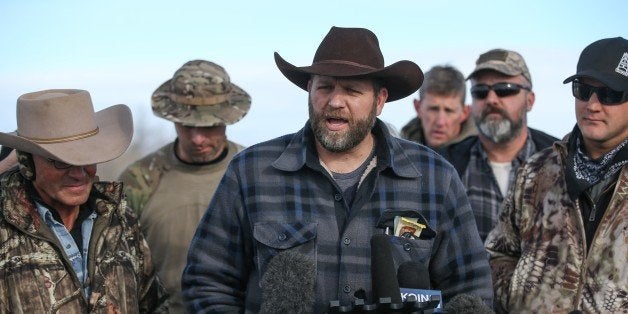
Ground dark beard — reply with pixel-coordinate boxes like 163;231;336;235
308;98;377;152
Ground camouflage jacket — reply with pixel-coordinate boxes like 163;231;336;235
0;170;168;313
485;136;627;313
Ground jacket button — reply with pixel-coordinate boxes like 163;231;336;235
278;233;287;241
403;243;412;252
343;237;351;245
334;193;343;201
343;284;351;293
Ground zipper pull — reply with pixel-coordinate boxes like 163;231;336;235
588;204;597;222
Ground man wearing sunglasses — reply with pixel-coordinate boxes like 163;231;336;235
439;49;557;242
485;37;628;313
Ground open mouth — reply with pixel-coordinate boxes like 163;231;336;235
325;117;348;131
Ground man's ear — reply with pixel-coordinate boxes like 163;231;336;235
375;87;388;116
461;104;471;122
413;99;421;116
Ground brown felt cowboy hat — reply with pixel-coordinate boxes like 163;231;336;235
274;26;424;102
0;89;133;166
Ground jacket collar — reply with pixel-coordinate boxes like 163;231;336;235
272;119;421;179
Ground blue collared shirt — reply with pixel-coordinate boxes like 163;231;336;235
36;202;96;296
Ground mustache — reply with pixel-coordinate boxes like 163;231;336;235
481;107;509;120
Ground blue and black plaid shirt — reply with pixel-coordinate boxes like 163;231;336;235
461;135;536;242
182;120;493;313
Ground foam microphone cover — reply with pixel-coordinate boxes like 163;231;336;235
370;234;402;304
397;261;430;289
443;293;492;314
259;250;316;314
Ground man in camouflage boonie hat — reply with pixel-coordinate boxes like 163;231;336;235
118;59;251;314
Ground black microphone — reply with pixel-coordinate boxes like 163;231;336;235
397;261;430;289
442;293;493;314
259;250;316;314
370;234;402;304
397;261;442;312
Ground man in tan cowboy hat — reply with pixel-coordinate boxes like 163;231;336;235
182;26;493;313
0;89;167;312
118;59;251;313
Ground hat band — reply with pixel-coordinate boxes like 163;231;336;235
19;127;100;144
314;59;378;70
168;93;230;106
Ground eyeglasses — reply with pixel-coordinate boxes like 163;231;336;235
470;82;531;100
572;80;628;105
46;158;73;170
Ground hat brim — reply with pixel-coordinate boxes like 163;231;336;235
151;80;251;127
0;104;133;166
563;70;627;92
274;52;423;102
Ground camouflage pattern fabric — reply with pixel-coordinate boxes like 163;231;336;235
0;170;168;313
118;145;170;215
485;136;627;313
151;60;251;127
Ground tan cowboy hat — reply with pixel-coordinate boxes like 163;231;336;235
151;60;251;127
0;89;133;166
274;26;424;102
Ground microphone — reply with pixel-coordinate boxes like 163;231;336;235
442;293;492;314
397;261;442;312
370;234;403;305
259;250;316;314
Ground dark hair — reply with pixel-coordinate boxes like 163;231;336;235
418;65;466;104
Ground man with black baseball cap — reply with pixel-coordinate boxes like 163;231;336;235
486;37;628;313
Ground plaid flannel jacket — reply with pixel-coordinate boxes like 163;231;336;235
182;120;493;313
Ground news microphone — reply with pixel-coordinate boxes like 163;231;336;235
397;261;430;289
397;261;442;312
370;234;403;305
259;250;316;314
442;293;492;314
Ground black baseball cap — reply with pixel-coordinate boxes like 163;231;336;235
563;37;628;92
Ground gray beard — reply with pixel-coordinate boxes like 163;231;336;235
474;108;526;144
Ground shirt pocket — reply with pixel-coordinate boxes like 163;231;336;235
389;234;434;266
253;221;318;276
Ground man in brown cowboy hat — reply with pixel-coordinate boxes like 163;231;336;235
118;59;251;313
0;89;167;312
182;26;492;313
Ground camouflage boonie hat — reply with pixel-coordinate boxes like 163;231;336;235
467;49;532;86
152;60;251;127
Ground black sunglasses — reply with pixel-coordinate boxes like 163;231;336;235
46;158;73;170
572;80;628;105
470;82;531;99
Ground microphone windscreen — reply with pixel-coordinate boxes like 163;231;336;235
370;234;402;304
443;293;492;314
397;261;430;289
259;250;316;314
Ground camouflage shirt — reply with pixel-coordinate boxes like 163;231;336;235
0;170;168;313
485;135;627;313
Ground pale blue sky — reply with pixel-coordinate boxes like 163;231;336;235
1;0;626;155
